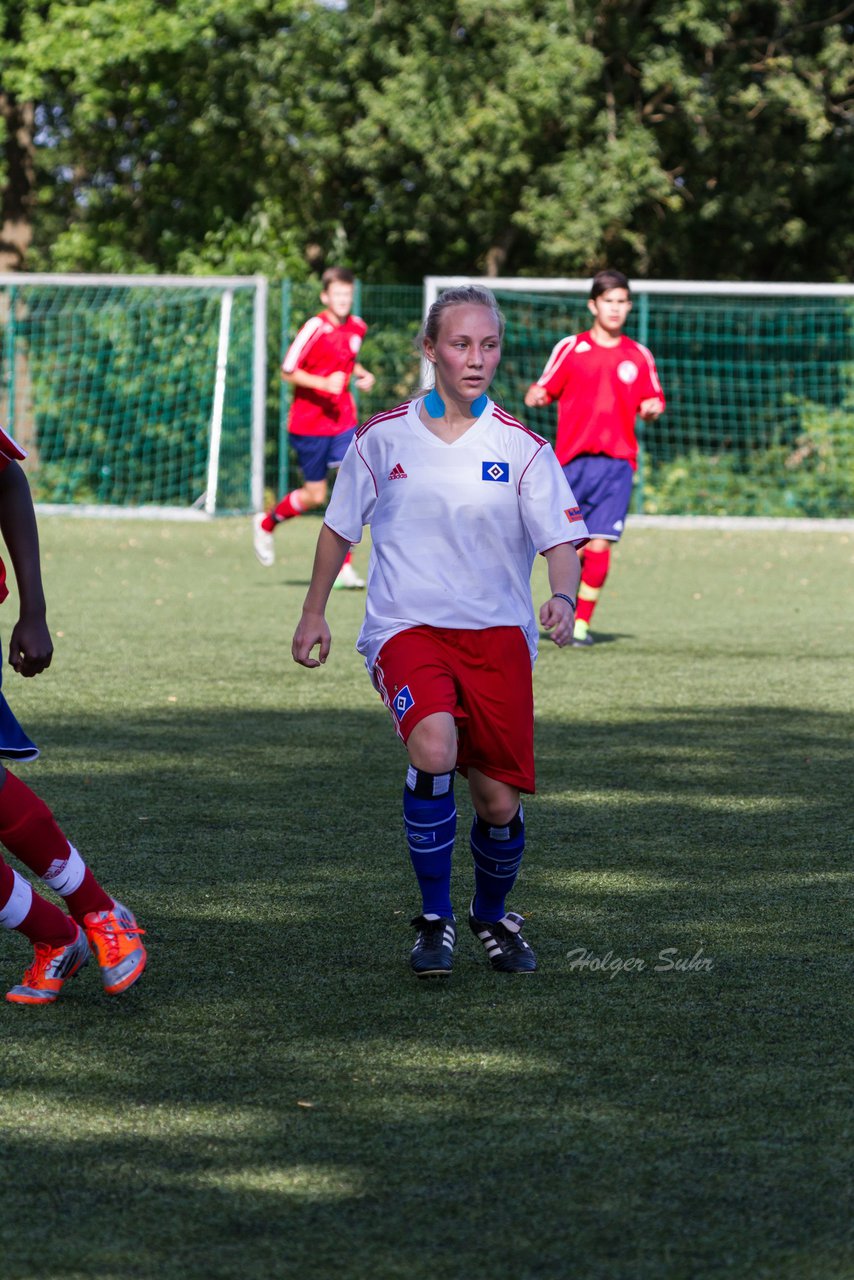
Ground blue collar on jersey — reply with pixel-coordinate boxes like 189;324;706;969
424;388;488;418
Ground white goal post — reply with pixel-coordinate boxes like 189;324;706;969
0;272;268;518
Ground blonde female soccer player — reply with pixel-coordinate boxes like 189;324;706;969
292;286;588;978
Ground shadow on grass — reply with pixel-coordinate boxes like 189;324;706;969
2;702;852;1277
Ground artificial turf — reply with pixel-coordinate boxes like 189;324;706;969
0;514;851;1279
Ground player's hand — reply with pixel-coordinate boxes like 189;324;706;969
524;384;549;408
539;596;575;648
639;396;664;420
354;370;375;392
324;371;347;396
292;611;331;668
9;613;53;677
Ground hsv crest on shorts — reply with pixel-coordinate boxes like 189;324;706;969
482;461;509;483
388;462;407;480
565;506;584;523
393;685;415;719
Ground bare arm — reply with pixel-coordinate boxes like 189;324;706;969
291;525;352;668
353;362;375;392
638;396;665;420
524;384;550;408
539;543;582;648
0;461;53;676
282;367;347;397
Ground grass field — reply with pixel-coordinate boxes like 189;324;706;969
1;513;852;1280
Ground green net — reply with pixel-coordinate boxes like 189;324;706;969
7;276;848;519
280;282;854;518
488;286;854;520
0;280;258;511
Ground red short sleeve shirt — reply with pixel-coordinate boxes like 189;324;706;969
282;311;368;437
536;332;665;469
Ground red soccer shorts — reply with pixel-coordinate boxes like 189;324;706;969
373;625;536;793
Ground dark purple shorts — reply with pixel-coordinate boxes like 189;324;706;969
291;428;356;482
562;455;635;541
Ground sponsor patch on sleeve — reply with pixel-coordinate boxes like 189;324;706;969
564;506;584;523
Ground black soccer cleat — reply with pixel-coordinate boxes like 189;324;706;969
410;915;456;977
571;631;594;647
468;904;537;973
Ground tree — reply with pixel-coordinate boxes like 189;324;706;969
1;0;851;280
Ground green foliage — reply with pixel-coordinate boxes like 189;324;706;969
644;397;854;518
2;0;852;279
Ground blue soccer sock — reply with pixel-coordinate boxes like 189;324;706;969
470;806;525;922
403;766;456;917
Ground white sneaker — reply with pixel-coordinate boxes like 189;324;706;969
332;561;365;590
253;513;275;567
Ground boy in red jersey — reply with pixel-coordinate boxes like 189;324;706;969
525;270;665;645
0;428;146;1004
254;267;375;588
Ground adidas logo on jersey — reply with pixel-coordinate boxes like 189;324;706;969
388;462;407;480
575;340;592;353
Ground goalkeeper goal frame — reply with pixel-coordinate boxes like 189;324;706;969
0;272;268;518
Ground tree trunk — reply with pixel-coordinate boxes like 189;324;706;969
0;93;35;272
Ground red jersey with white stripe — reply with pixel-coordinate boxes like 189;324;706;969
324;396;589;672
0;426;28;605
282;310;368;436
535;331;665;470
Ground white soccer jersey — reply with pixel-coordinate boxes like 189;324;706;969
323;396;589;671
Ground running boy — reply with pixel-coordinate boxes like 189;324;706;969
0;428;147;1004
253;267;375;588
524;269;665;645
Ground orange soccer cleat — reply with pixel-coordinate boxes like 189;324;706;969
83;901;147;996
6;924;91;1005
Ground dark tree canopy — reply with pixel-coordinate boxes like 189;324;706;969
1;0;852;280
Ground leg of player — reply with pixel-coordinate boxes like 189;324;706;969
573;538;611;646
466;770;536;973
404;712;458;978
1;857;90;1004
0;768;147;1001
254;476;329;567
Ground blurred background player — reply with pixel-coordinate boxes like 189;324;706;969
0;428;146;1004
524;269;665;646
292;285;587;979
254;266;375;588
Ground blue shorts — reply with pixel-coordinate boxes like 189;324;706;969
0;655;39;762
291;429;356;483
562;455;635;542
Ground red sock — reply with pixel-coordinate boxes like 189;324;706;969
0;772;112;922
0;858;76;947
342;550;353;567
576;546;611;626
267;490;305;527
